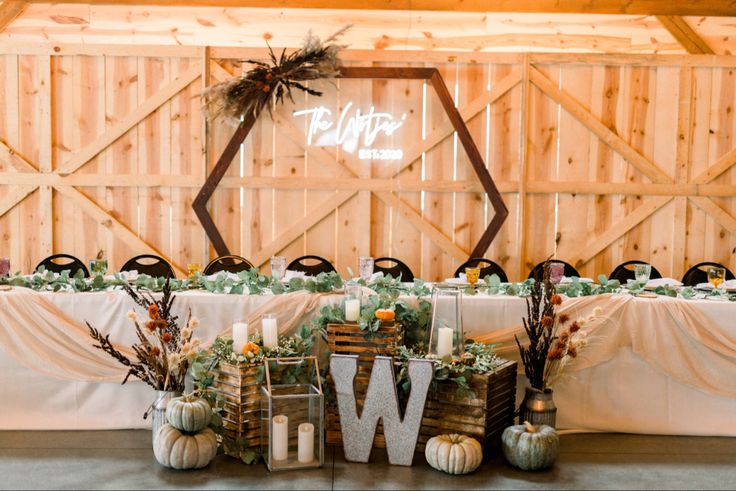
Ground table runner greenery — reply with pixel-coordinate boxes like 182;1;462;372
2;267;734;302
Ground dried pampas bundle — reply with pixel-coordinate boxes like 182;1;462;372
203;25;351;125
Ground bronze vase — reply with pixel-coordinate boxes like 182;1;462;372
519;386;557;428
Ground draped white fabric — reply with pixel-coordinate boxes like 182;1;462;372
0;288;735;434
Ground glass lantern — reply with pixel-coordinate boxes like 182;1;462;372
427;285;464;360
261;356;324;471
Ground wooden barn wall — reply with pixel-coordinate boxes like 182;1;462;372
1;49;735;281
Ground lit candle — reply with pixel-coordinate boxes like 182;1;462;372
345;299;361;322
232;322;248;355
437;326;454;358
262;316;278;349
297;422;314;463
272;414;289;461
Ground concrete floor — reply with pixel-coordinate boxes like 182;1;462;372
0;430;734;490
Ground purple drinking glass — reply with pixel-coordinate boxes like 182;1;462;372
549;262;565;285
0;258;9;277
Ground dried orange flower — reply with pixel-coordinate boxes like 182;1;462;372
541;316;554;328
567;346;578;358
162;332;172;343
547;348;563;360
151;346;161;357
242;341;260;356
145;321;156;333
148;304;160;320
569;321;581;333
558;331;570;343
558;313;570;324
550;294;563;305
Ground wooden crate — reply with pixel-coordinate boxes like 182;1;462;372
208;362;262;458
328;356;517;456
326;321;398;446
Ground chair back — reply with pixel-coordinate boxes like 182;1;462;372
681;261;735;286
609;260;662;283
204;255;254;275
121;254;175;278
454;257;508;283
373;257;415;282
35;254;89;277
286;255;336;276
528;259;580;281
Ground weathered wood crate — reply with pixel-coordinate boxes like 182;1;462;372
207;362;262;458
326;321;398;447
327;323;517;457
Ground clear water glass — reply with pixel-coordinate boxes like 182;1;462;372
271;256;287;281
634;264;651;284
358;256;374;281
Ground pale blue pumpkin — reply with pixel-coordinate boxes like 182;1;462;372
502;422;559;471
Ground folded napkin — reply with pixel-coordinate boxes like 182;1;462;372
560;276;594;284
369;271;384;282
283;270;308;281
646;278;683;288
206;271;241;282
723;279;736;289
444;273;468;285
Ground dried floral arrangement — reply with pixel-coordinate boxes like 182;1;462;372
87;278;201;393
202;26;350;125
515;261;599;391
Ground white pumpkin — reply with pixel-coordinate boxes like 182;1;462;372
425;434;483;474
165;395;212;433
154;424;218;470
502;422;559;471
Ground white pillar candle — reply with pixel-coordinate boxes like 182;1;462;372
345;298;361;322
437;326;454;358
272;414;289;461
232;322;248;355
297;422;315;463
262;317;278;349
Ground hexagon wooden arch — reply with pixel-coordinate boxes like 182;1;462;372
193;66;508;261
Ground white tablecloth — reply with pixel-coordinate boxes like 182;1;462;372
0;288;735;435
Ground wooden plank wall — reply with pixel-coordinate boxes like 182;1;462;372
1;50;736;281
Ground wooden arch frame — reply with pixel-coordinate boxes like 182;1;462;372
193;66;509;260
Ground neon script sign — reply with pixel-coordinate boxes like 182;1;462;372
293;102;406;160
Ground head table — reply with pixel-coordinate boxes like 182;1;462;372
0;285;734;437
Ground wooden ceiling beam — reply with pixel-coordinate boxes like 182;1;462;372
0;1;27;32
657;15;715;54
17;0;736;17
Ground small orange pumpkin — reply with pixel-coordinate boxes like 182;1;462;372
242;341;260;356
375;309;396;321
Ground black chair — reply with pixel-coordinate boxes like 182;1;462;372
609;260;662;283
373;257;415;282
681;261;735;287
204;255;254;275
454;257;508;283
287;255;336;276
35;254;89;277
528;259;580;282
121;254;175;278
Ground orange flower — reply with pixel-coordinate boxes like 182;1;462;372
547;348;563;360
242;341;260;356
541;316;554;329
151;346;161;357
550;294;563;306
156;320;167;332
558;313;570;324
148;304;160;320
145;321;156;333
162;332;172;343
569;321;581;333
558;331;570;343
263;85;271;93
567;346;578;358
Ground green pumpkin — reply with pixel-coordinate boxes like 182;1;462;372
502;422;559;471
154;424;218;470
165;394;212;433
